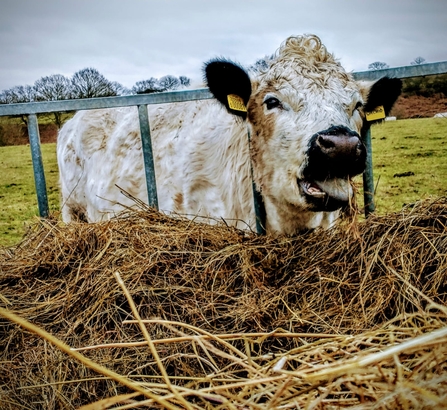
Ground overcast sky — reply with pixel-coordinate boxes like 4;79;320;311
1;0;446;91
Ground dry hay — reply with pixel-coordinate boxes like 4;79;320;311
1;197;447;409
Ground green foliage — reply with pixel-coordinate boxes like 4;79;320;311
0;118;446;247
402;74;447;97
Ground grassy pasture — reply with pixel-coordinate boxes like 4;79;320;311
370;117;447;214
0;117;446;247
0;144;59;246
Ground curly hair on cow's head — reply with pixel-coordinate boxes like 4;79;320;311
276;34;335;64
257;34;350;88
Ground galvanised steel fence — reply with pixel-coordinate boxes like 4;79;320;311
0;61;446;234
353;61;447;218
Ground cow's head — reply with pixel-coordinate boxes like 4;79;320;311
205;35;401;233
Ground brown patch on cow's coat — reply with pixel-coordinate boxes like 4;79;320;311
246;84;277;194
98;135;108;150
174;192;184;212
247;88;276;141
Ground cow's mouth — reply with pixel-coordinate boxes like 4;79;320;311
299;178;352;211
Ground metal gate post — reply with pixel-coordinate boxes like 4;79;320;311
27;114;49;218
137;105;158;209
362;127;375;216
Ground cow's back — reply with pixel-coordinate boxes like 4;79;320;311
57;100;255;228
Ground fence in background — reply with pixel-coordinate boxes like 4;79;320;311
0;61;446;233
0;89;213;220
352;61;447;217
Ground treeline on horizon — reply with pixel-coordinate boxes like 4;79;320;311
1;60;446;127
0;67;191;105
2;57;447;106
0;68;192;128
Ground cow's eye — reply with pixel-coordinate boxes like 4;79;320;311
264;97;281;110
353;101;363;114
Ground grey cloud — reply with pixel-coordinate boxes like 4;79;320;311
0;0;446;90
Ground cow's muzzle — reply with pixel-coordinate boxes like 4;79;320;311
306;125;366;179
300;126;366;211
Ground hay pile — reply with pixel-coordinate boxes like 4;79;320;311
1;198;447;409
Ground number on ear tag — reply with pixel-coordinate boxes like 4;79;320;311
365;105;386;121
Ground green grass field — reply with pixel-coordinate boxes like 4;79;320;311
0;117;446;247
370;117;447;213
0;144;60;246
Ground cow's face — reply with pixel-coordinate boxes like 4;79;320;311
205;35;401;227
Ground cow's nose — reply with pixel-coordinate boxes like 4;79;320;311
306;126;366;179
315;134;363;159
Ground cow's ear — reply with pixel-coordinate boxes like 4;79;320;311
204;59;252;119
362;77;402;123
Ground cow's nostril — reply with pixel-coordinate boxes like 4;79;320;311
316;134;362;158
317;135;336;149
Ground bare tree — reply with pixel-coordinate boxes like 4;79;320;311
411;57;426;66
0;89;13;104
158;75;180;91
110;81;130;96
33;74;73;128
0;85;37;126
1;68;122;129
71;68;117;99
133;75;190;94
179;76;191;88
0;85;36;104
250;55;274;73
34;74;71;101
368;61;390;71
15;85;37;103
132;77;162;94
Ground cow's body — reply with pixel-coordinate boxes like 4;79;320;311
59;100;258;229
58;35;401;234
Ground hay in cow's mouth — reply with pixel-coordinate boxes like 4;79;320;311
299;178;353;211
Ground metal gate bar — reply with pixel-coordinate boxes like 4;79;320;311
362;128;375;216
27;114;49;218
1;61;445;229
137;105;158;208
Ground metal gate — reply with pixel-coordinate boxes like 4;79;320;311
0;61;446;234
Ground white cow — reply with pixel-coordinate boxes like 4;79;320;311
57;35;401;235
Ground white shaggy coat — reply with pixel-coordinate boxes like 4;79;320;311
59;101;255;229
57;35;396;234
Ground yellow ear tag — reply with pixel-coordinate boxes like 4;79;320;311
227;94;247;112
365;105;386;121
